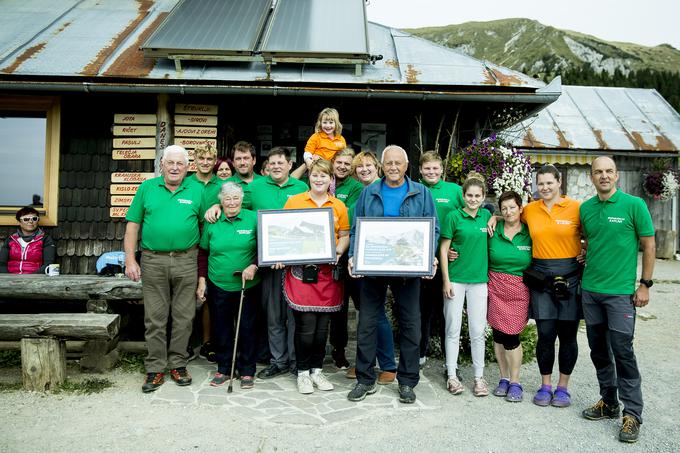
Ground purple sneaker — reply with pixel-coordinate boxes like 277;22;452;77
551;386;571;407
493;378;510;397
533;384;553;407
505;382;523;402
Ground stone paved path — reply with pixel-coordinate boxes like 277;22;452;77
150;359;440;426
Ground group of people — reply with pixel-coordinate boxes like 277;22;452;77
122;106;655;444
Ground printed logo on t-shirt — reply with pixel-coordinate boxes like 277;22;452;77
237;229;253;235
608;216;625;224
517;245;532;251
555;219;572;225
337;194;348;201
436;197;450;204
479;227;487;233
177;199;193;205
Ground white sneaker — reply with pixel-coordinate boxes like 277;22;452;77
310;368;334;391
447;377;464;395
297;371;314;394
473;377;489;397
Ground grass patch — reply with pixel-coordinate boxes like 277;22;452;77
53;378;113;394
0;381;22;392
0;350;21;368
115;351;145;373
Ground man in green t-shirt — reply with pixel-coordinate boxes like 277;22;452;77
250;147;307;380
579;156;655;444
418;151;464;367
124;145;204;394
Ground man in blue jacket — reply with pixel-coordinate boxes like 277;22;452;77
347;145;439;404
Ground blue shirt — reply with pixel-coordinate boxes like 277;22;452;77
381;181;408;217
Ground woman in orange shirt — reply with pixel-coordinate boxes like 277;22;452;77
282;160;350;395
521;165;582;408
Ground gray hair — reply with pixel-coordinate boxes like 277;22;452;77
162;145;189;164
381;145;409;164
218;181;244;201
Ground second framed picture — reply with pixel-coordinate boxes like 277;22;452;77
258;208;336;266
353;217;436;277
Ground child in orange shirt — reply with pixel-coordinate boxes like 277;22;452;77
304;108;347;166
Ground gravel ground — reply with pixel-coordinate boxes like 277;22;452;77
1;257;679;453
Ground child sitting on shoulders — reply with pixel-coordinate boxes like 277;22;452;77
304;108;346;166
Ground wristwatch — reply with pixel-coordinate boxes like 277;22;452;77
639;278;654;288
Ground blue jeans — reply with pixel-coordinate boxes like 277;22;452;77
208;281;258;377
376;308;397;371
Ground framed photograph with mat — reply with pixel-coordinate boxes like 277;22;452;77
353;217;435;277
258;208;336;266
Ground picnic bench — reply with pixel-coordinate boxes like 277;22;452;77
0;313;120;391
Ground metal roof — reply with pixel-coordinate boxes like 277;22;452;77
0;0;548;93
143;0;272;56
508;85;680;153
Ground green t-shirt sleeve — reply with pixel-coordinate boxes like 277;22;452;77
634;198;655;237
440;210;455;239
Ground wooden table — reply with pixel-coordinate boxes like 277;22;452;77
0;274;142;313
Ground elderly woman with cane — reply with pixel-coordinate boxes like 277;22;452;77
196;182;259;390
282;159;350;394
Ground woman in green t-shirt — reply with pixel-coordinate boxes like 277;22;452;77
439;172;491;397
487;191;532;402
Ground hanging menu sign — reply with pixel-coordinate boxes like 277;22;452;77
112;149;156;160
113;114;157;124
110;207;129;218
175;104;218;115
111;172;155;183
110;196;135;206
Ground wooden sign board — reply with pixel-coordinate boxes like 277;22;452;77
111;172;155;183
112;149;156;160
111;196;134;206
175;115;217;126
174;126;217;138
110;184;139;195
188;162;197;172
114;114;157;124
112;125;157;136
113;137;156;148
175;103;218;115
174;138;217;149
110;207;129;218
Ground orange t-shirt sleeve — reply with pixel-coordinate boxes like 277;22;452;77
304;133;320;154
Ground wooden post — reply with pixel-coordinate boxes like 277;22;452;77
21;337;65;391
156;93;171;174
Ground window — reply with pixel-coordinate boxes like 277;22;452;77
0;96;60;226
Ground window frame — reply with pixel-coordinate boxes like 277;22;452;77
0;95;61;226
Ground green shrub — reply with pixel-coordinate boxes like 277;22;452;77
0;350;21;368
115;351;145;373
54;378;113;394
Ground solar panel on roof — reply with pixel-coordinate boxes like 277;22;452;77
142;0;273;56
261;0;369;57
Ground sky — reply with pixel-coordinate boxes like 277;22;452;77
365;0;680;50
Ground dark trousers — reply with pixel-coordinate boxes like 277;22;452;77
583;290;643;423
535;319;579;376
356;276;421;387
260;267;295;368
329;273;360;352
293;311;331;372
208;281;257;377
419;268;444;357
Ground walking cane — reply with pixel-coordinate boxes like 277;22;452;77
228;271;246;393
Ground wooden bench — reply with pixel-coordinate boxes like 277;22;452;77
0;313;120;391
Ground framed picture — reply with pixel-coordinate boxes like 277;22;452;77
258;208;336;266
353;217;435;277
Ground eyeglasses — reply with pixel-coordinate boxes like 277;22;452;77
20;216;39;222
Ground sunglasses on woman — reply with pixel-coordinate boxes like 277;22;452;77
20;216;39;222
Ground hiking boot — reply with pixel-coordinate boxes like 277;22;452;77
210;372;228;387
186;345;198;362
582;399;621;420
310;369;334;391
142;372;164;393
533;385;553;407
257;364;289;379
297;372;314;394
240;376;254;390
398;384;416;404
473;377;489;397
332;349;350;369
619;415;640;443
169;367;192;386
347;382;377;401
493;378;510;397
551;386;571;407
345;367;356;379
199;342;216;363
377;370;396;385
447;377;464;395
505;383;523;402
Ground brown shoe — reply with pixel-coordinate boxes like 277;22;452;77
345;367;356;379
378;371;396;385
